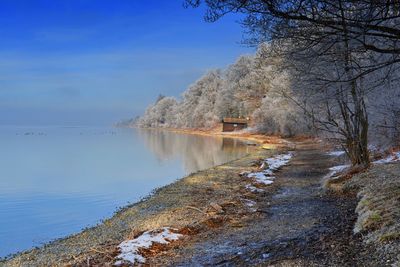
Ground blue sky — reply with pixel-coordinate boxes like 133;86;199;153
0;0;253;126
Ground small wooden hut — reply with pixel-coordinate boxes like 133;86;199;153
222;117;249;132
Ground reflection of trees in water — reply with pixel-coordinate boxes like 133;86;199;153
137;129;251;173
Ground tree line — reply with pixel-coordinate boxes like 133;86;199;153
137;43;309;136
136;0;400;167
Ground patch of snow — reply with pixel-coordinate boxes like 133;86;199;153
329;165;350;172
245;152;293;186
262;253;271;259
263;169;274;176
242;198;256;207
247;172;266;179
324;164;350;179
327;150;345;157
247;172;275;185
373;152;400;164
255;177;274;185
245;184;264;193
264;152;293;170
373;157;394;164
114;227;182;265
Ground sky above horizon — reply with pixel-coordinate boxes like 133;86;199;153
0;0;253;126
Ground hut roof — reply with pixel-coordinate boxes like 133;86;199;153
222;118;248;124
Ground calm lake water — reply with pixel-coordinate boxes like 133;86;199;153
0;126;252;257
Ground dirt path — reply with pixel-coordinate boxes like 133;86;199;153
151;141;384;266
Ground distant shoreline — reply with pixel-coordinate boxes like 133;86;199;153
124;124;295;149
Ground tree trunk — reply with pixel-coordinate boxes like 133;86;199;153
339;0;370;167
346;127;369;166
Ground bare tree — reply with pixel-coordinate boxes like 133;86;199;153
185;1;400;56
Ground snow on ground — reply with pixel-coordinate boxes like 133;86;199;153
373;152;400;164
247;172;275;184
327;150;346;157
324;164;350;179
264;153;293;170
329;165;350;172
114;227;182;265
245;184;264;193
245;152;293;189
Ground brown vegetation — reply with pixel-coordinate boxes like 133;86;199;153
324;161;400;265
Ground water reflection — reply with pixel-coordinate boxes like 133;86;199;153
137;129;252;173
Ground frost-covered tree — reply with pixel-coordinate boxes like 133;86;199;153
138;96;178;127
180;70;224;128
252;67;310;136
137;44;309;135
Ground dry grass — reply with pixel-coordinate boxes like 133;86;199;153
343;162;400;265
324;165;367;193
379;232;400;242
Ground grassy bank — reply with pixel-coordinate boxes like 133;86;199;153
344;162;400;265
324;159;400;266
